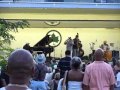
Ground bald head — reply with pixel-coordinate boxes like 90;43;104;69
7;49;34;80
94;48;104;61
8;49;34;67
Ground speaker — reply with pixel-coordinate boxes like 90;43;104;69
112;50;119;60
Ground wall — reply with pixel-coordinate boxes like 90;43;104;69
10;28;120;57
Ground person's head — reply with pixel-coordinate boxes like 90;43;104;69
68;37;71;40
7;49;34;84
65;50;71;56
35;52;46;64
94;48;104;61
70;57;82;70
53;60;56;63
54;72;60;80
103;41;107;44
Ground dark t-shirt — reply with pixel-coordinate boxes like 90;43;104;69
1;69;9;85
57;56;71;78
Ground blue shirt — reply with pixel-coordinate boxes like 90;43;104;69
30;80;48;90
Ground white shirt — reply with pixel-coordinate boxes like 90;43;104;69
57;78;63;90
45;72;53;83
65;39;73;51
116;72;120;87
57;78;82;90
68;81;82;90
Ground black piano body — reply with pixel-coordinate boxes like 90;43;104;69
31;35;54;57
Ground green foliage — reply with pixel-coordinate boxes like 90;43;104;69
0;19;29;45
0;47;14;70
0;59;7;70
0;18;29;70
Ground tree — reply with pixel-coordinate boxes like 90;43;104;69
0;18;29;68
0;19;29;46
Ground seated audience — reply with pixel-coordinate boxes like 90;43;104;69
0;49;34;90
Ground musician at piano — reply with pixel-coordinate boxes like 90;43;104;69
64;37;74;57
23;43;33;54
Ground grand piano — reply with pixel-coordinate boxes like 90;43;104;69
31;35;54;57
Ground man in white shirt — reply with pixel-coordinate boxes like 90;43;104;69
64;37;74;57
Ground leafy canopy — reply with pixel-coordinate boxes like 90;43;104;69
0;19;29;45
0;19;29;69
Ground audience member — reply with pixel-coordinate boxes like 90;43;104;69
57;50;71;78
115;68;120;90
35;51;46;64
50;72;60;90
82;63;86;72
83;48;115;90
114;60;120;75
30;64;48;90
51;60;57;71
0;49;34;90
57;56;83;90
45;62;53;84
0;68;9;85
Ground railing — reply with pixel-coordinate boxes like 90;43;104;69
0;0;120;3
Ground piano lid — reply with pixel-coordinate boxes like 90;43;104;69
33;35;51;47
